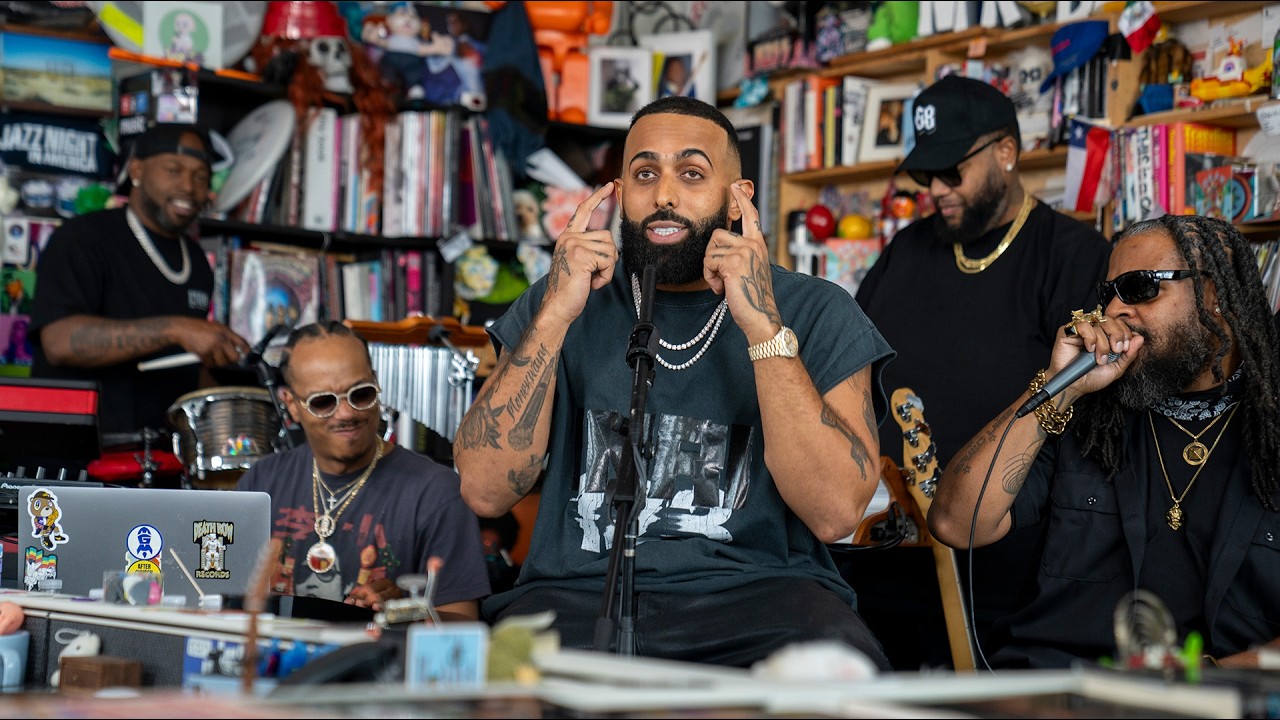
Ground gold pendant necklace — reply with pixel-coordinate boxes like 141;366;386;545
1148;404;1237;530
306;438;384;574
953;192;1035;274
1164;409;1231;466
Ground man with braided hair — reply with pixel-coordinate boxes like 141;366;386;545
930;214;1280;669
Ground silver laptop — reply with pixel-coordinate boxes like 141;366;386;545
13;485;270;604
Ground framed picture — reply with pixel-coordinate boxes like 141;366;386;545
587;46;654;129
360;3;495;111
859;82;920;164
638;30;717;105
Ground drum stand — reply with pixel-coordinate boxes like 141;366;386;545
133;427;163;488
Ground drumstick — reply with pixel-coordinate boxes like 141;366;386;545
167;547;205;599
138;352;200;372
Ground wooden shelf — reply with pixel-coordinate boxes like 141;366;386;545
344;316;490;347
1125;95;1274;128
197;218;520;258
780;147;1068;189
1141;1;1273;25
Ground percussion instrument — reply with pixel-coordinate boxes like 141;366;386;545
167;386;282;490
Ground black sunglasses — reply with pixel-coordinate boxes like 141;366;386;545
297;382;381;418
1097;269;1198;306
907;134;1007;188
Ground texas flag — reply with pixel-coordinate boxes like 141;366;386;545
1063;118;1112;213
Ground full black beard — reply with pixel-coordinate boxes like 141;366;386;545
620;204;730;285
1114;317;1216;409
937;168;1005;246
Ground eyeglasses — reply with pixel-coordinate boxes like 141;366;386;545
907;134;1008;188
1097;269;1198;307
297;382;381;418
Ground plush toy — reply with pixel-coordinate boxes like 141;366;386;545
48;629;101;688
249;2;394;202
866;1;919;52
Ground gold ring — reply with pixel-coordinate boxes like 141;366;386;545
1070;305;1106;326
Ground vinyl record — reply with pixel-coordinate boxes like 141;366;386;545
214;99;295;213
86;1;266;69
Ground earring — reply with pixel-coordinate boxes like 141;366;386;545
130;177;139;184
1214;306;1221;315
1005;164;1014;172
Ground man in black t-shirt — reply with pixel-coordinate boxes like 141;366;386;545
30;125;250;439
852;75;1111;670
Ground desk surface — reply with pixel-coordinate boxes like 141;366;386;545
1;588;371;646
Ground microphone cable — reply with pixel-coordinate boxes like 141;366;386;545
964;410;1021;673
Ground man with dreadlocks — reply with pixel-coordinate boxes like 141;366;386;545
928;214;1280;669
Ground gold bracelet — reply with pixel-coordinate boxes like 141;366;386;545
1027;369;1074;435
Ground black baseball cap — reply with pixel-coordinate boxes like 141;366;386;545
116;124;220;194
896;75;1018;175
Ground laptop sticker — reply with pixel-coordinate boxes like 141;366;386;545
23;546;57;591
193;520;234;580
27;488;69;550
126;524;163;565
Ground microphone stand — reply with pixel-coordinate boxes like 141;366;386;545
244;324;302;451
593;266;658;656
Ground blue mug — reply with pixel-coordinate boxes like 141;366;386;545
0;630;28;693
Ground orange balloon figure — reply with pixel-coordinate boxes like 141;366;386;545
487;1;613;124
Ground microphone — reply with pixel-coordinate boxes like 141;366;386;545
1015;351;1121;418
242;323;290;367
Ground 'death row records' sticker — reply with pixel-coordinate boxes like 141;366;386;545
193;520;234;580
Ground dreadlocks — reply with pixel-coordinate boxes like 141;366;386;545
1073;215;1280;509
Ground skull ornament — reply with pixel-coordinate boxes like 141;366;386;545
307;36;353;94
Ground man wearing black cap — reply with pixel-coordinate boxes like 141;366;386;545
849;74;1111;669
30;124;250;440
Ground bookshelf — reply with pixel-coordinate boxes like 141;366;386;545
769;1;1276;268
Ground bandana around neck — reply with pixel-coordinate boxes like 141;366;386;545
1149;366;1244;421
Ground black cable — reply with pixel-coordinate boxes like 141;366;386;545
965;412;1021;673
827;502;908;554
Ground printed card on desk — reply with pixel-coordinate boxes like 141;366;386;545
405;622;488;689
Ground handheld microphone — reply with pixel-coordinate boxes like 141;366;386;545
1015;351;1121;418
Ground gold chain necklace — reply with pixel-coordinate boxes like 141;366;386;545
953;192;1035;274
306;437;384;574
1148;404;1237;531
1165;406;1234;466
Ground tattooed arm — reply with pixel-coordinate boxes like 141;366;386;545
929;313;1141;549
39;314;249;369
455;183;617;518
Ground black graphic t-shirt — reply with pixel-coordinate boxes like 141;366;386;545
483;262;894;617
237;444;491;606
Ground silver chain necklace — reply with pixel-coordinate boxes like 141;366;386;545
630;274;729;372
126;208;190;285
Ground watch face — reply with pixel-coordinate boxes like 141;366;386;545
782;328;798;356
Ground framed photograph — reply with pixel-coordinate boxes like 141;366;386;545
587;46;654;130
360;3;495;111
638;30;717;105
859;82;920;164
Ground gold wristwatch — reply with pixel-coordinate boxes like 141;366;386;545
748;327;798;361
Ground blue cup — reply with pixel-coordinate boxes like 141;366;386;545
0;630;29;693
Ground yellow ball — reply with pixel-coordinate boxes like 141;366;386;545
838;214;873;239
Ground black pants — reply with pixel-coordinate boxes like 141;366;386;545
491;577;891;670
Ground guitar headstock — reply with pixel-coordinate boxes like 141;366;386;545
890;387;942;514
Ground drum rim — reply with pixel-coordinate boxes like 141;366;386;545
167;385;275;420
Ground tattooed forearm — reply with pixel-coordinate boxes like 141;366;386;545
738;256;782;327
456;396;506;450
1000;449;1036;496
508;351;558;450
821;402;871;476
506;346;550;419
547;247;570;293
68;318;171;356
507;454;543;496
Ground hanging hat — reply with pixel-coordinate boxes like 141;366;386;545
261;1;349;40
1040;20;1109;93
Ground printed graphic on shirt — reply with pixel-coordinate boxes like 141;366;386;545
576;409;753;553
271;507;403;600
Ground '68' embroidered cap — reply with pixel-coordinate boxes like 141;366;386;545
896;75;1017;175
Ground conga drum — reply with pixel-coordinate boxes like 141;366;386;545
167;386;282;489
